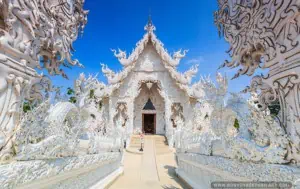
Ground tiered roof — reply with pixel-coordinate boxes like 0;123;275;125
101;18;200;98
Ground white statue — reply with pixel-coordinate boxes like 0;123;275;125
177;72;289;163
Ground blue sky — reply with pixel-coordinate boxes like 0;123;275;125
51;0;252;93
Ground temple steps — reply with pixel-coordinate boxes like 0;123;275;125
129;135;142;147
126;135;172;155
125;135;143;154
154;136;173;155
109;134;187;189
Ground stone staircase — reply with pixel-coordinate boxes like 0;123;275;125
154;135;173;155
129;135;142;148
126;135;143;154
126;135;173;155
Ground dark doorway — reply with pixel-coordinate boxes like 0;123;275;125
143;114;156;134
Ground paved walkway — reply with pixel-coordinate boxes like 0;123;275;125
109;135;188;189
140;138;159;182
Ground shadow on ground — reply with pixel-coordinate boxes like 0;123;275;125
162;165;191;189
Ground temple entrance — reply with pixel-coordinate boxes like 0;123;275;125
143;114;156;134
134;83;165;135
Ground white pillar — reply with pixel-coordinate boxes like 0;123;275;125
0;56;37;162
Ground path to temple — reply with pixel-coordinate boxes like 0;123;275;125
108;135;189;189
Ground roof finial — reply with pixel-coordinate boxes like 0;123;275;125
144;10;156;33
148;9;152;25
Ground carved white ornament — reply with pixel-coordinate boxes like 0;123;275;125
215;0;300;162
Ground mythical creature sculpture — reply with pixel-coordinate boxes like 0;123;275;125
172;49;188;65
225;93;289;163
74;73;106;109
109;21;189;70
192;101;213;131
179;97;218;155
195;72;228;107
101;64;116;81
101;63;135;85
166;64;198;85
183;64;199;82
15;100;82;160
111;48;134;67
171;103;185;148
178;72;288;163
1;72;122;162
207;75;288;163
111;49;127;60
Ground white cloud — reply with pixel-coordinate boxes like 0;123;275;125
185;56;204;65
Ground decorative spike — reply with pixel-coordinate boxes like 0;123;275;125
240;86;250;94
231;73;240;80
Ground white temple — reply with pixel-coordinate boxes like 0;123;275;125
2;0;300;188
98;17;199;145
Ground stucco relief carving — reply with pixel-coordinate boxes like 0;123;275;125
101;21;201;143
107;33;196;141
111;18;189;69
177;73;289;163
133;81;165;135
215;0;300;162
0;72;123;165
114;102;128;129
171;103;185;148
0;152;122;189
103;20;198;90
215;0;300;78
0;0;88;165
0;0;88;76
139;51;156;72
0;1;127;187
171;103;184;128
173;49;188;65
0;74;30;162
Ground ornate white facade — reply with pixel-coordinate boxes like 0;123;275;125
98;19;200;145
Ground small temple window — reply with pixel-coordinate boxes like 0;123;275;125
143;98;155;110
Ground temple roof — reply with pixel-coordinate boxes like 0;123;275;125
100;19;199;97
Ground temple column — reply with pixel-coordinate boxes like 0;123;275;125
164;97;173;145
128;98;134;135
0;57;37;162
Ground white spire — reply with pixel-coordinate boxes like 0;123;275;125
144;14;156;33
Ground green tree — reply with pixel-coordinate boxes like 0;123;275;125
89;89;95;99
67;87;76;104
233;118;239;130
67;87;75;95
23;101;32;113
